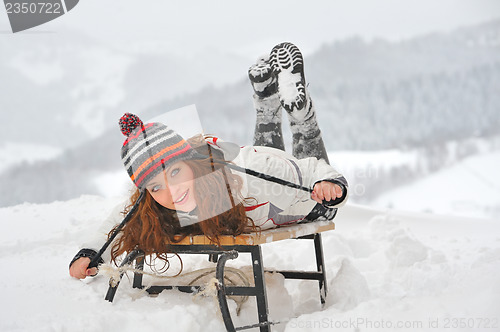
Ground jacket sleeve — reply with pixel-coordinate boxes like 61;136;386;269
294;155;349;208
240;146;348;209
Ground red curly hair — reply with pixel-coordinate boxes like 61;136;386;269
109;136;257;270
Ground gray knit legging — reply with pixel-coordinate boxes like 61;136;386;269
252;90;330;163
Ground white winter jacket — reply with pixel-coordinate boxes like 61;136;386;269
230;145;347;229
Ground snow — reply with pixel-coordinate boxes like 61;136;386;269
1;189;499;331
371;151;500;219
330;149;419;171
1;147;499;331
93;170;131;198
0;142;62;173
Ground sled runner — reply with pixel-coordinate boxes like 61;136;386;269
104;220;335;332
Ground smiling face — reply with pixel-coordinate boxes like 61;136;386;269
146;161;197;212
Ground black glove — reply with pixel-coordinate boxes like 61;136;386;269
69;248;103;270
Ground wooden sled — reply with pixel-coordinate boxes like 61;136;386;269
104;220;335;332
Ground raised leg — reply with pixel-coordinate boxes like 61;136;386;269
288;97;329;163
249;56;285;151
270;42;330;163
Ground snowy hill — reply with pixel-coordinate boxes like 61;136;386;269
0;197;498;331
371;151;500;219
329;138;500;219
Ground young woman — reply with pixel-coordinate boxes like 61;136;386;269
69;42;348;280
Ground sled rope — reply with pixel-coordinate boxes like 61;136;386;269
99;263;251;314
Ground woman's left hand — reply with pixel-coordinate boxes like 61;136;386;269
311;181;343;205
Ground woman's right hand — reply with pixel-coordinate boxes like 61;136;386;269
69;257;98;279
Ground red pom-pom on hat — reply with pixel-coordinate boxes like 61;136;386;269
119;113;144;136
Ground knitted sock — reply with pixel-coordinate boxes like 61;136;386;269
288;95;329;163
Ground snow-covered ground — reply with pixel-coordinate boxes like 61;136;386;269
1;199;499;332
1;148;499;331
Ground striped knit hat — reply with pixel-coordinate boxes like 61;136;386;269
119;113;203;189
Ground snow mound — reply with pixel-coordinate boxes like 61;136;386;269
368;215;429;267
327;258;370;311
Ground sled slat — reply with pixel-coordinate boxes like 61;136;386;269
172;221;335;246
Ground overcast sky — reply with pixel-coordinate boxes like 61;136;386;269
1;0;500;58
